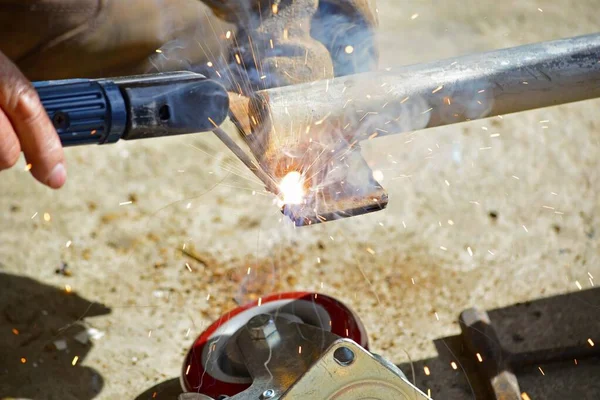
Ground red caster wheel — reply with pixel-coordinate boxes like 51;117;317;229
180;292;367;398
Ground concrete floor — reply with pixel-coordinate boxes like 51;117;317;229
1;1;600;399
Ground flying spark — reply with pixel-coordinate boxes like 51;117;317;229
411;13;419;20
345;45;354;54
476;353;483;362
424;366;430;375
450;361;458;370
72;356;79;366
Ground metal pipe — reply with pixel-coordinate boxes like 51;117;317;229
248;33;600;149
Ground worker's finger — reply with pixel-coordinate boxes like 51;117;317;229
0;108;21;170
0;51;66;189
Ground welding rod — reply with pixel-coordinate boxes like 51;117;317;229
248;33;600;144
212;126;279;193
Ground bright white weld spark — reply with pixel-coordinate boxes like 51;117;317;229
481;126;488;131
424;366;430;375
225;31;231;39
186;328;191;337
186;364;191;375
24;163;32;171
512;175;520;180
435;312;439;321
444;180;450;186
207;61;213;67
432;85;443;94
411;13;419;20
538;7;543;12
155;49;162;53
72;356;79;366
490;133;500;138
119;201;132;206
373;170;384;181
448;220;454;225
451;361;458;370
522;225;528;232
66;240;72;248
411;278;415;285
488;250;495;255
31;212;38;219
366;248;375;255
43;213;51;222
402;221;406;228
476;353;483;362
467;247;473;257
588;338;595;347
479;147;492;150
185;263;192;272
186;203;191;209
345;45;354;54
440;246;447;251
278;171;305;206
317;257;321;264
522;393;532;400
538;366;545;376
576;281;582;290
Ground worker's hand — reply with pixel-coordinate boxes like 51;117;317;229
200;0;378;94
0;50;66;189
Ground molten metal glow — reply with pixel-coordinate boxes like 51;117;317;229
278;171;305;205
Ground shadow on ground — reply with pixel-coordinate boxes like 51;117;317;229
0;272;110;400
398;287;600;399
135;378;182;400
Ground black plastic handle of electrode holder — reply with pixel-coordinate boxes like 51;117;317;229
34;72;229;147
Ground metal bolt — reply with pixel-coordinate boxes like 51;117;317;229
260;389;275;399
333;346;355;366
247;314;277;340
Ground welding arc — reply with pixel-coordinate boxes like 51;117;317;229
211;125;279;194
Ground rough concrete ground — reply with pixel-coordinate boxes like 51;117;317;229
1;0;600;399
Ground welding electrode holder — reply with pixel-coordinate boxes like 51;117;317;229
34;71;229;146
